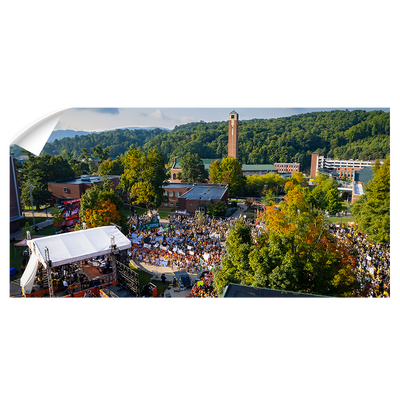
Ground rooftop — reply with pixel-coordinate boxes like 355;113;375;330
179;184;228;201
354;167;374;185
172;157;278;172
163;183;195;189
222;283;323;297
49;175;120;185
241;164;277;171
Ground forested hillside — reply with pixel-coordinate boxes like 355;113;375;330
37;110;389;169
41;128;167;159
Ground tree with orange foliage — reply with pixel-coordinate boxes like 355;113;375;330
85;198;121;228
79;178;125;231
249;182;357;295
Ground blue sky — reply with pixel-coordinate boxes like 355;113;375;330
54;107;390;133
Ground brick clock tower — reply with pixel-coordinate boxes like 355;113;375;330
228;110;239;159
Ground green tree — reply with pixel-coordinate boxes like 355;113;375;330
21;179;51;211
325;188;343;214
22;221;35;239
91;145;110;163
213;220;252;297
207;201;227;217
50;206;64;226
98;157;124;176
79;178;125;231
209;157;246;197
178;152;208;183
119;148;168;210
214;185;358;297
19;152;75;210
310;174;340;211
351;157;390;243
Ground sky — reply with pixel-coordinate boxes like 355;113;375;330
54;107;390;133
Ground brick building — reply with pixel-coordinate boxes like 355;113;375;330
48;175;121;204
273;163;301;174
10;155;25;232
170;158;219;183
160;183;195;208
177;184;229;214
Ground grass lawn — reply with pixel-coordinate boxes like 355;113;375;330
129;264;170;296
24;216;49;225
325;216;354;224
10;241;25;279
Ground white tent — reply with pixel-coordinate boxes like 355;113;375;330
20;226;131;295
19;254;39;295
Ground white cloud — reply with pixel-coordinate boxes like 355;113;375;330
179;116;196;124
150;109;168;120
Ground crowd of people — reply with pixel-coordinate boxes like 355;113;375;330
126;211;237;273
125;209;390;298
327;224;390;297
186;271;217;297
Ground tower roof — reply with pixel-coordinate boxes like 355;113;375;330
229;110;238;114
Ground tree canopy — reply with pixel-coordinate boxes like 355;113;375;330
19;152;75;210
213;184;358;297
209;157;246;197
177;152;208;183
351;157;390;243
118;148;168;210
79;178;125;230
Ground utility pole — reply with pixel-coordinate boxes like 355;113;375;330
28;176;36;231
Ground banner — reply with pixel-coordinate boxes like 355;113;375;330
203;252;210;261
144;243;151;249
160;245;168;251
144;221;160;229
189;251;194;255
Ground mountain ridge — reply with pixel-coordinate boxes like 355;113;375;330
48;126;171;142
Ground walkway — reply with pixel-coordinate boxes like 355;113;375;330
130;259;201;298
10;218;54;241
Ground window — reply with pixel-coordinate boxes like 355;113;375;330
164;203;168;207
169;191;173;197
170;202;174;207
164;191;167;196
231;115;235;119
63;187;68;193
173;173;176;180
176;191;180;197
